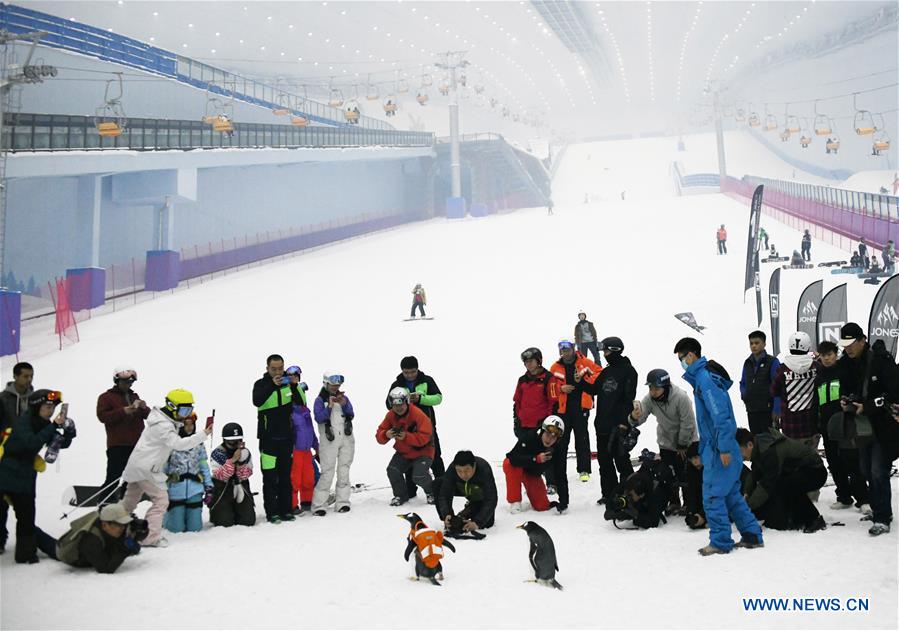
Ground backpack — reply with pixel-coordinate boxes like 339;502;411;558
56;511;102;565
0;426;46;472
410;524;445;569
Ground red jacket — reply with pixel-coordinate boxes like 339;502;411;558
376;403;435;460
96;387;150;448
549;353;602;414
513;369;559;429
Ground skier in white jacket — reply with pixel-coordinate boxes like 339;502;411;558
121;389;211;547
311;372;356;515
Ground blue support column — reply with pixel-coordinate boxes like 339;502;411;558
445;196;467;219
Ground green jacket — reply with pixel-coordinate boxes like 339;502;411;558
57;512;134;573
386;371;443;425
0;410;58;494
743;428;824;510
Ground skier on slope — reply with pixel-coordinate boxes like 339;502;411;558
410;283;427;319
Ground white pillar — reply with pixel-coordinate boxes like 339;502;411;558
90;176;102;267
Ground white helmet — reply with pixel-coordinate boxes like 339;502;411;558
388;387;410;406
789;331;812;354
113;365;137;381
541;415;565;437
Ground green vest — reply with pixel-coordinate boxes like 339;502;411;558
57;512;102;565
817;379;840;406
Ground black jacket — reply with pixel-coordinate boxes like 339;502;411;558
506;431;568;506
838;342;899;445
814;361;842;433
741;352;777;413
582;353;637;433
436;456;498;527
73;529;134;574
252;374;294;443
743;428;825;511
385;371;442;426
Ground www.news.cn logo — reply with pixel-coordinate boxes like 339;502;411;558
872;303;899;338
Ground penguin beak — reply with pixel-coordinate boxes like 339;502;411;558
516;523;525;529
396;514;407;519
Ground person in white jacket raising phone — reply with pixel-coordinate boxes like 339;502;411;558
121;389;212;547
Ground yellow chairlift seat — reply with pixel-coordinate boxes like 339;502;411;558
291;115;308;127
212;116;233;133
826;139;840;153
780;130;791;142
384;102;398;113
272;107;290;116
814;119;832;136
397;79;410;94
438;84;450;96
366;88;380;101
96;121;123;137
735;109;746;122
856;125;876;136
872;130;890;154
416;93;429;105
764;114;778;131
202;115;217;124
345;111;359;122
748;113;760;127
854;108;875;135
328;88;344;108
786;116;801;134
800;134;812;148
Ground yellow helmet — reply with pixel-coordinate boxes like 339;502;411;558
165;389;195;417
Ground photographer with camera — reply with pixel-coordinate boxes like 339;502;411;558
836;323;899;536
49;503;146;573
604;449;676;529
96;366;150;502
629;369;705;527
503;416;568;513
434;450;497;535
736;428;827;533
376;387;434;507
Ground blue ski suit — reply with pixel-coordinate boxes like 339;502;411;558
683;357;763;551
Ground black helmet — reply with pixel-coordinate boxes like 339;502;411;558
30;389;62;409
645;369;671;388
599;337;624;353
520;347;542;364
221;422;243;441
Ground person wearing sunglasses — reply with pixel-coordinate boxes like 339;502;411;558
0;389;70;562
120;389;212;548
502;416;568;514
252;354;296;524
96;366;150;502
311;372;356;515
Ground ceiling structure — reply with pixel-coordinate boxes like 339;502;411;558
19;0;898;135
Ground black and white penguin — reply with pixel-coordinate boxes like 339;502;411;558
398;512;456;586
517;521;563;590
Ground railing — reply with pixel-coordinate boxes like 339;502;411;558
670;162;720;195
721;175;899;252
0;4;394;130
436;133;505;143
2;113;434;151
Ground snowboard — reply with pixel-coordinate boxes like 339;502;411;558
761;256;789;263
831;267;864;274
62;484;149;507
817;260;848;267
782;264;814;270
402;317;435;321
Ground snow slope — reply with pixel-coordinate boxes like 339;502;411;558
1;140;896;631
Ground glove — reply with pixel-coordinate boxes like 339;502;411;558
344;420;353;436
203;488;214;507
324;423;335;441
123;537;141;555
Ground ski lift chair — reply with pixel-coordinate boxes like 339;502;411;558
748;112;760;127
94;74;126;137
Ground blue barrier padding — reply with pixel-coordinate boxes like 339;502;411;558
0;290;22;357
446;197;467;219
65;267;105;311
469;203;488;217
145;250;181;291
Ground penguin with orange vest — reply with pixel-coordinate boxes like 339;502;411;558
399;512;456;586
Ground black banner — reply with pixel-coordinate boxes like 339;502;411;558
768;268;781;356
815;283;847;345
867;273;899;359
796;279;823;342
674;312;706;335
755;252;763;325
744;185;764;292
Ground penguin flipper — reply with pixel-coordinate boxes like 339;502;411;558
429;577;442;586
403;540;416;562
551;579;564;591
444;539;456;553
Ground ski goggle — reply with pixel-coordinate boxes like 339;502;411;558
35;390;63;406
520;348;540;362
558;340;575;352
285;365;302;376
389;396;408;406
543;424;563;438
324;374;345;386
115;371;137;382
175;405;194;418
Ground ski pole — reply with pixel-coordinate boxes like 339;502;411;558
59;477;122;520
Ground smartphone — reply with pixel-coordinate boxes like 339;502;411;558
206;409;215;430
59;403;69;419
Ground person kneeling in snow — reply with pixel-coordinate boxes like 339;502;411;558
163;413;213;534
209;423;255;527
120;389;212;547
604;449;676;529
502;416;568;514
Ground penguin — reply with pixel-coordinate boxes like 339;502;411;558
517;521;563;590
398;512;456;586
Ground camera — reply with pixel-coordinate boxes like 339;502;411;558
840;393;863;406
298;381;308;392
447;514;465;535
128;517;149;542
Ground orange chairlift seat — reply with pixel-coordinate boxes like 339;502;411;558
383;95;398;114
853;94;876;135
365;76;380;101
734;108;746;122
764;112;778;132
416;91;429;105
747;111;760;127
785;114;801;134
780;128;791;142
872;115;890;154
328;81;344;108
799;119;812;148
94;73;126;137
825;134;840;154
272;93;290;116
